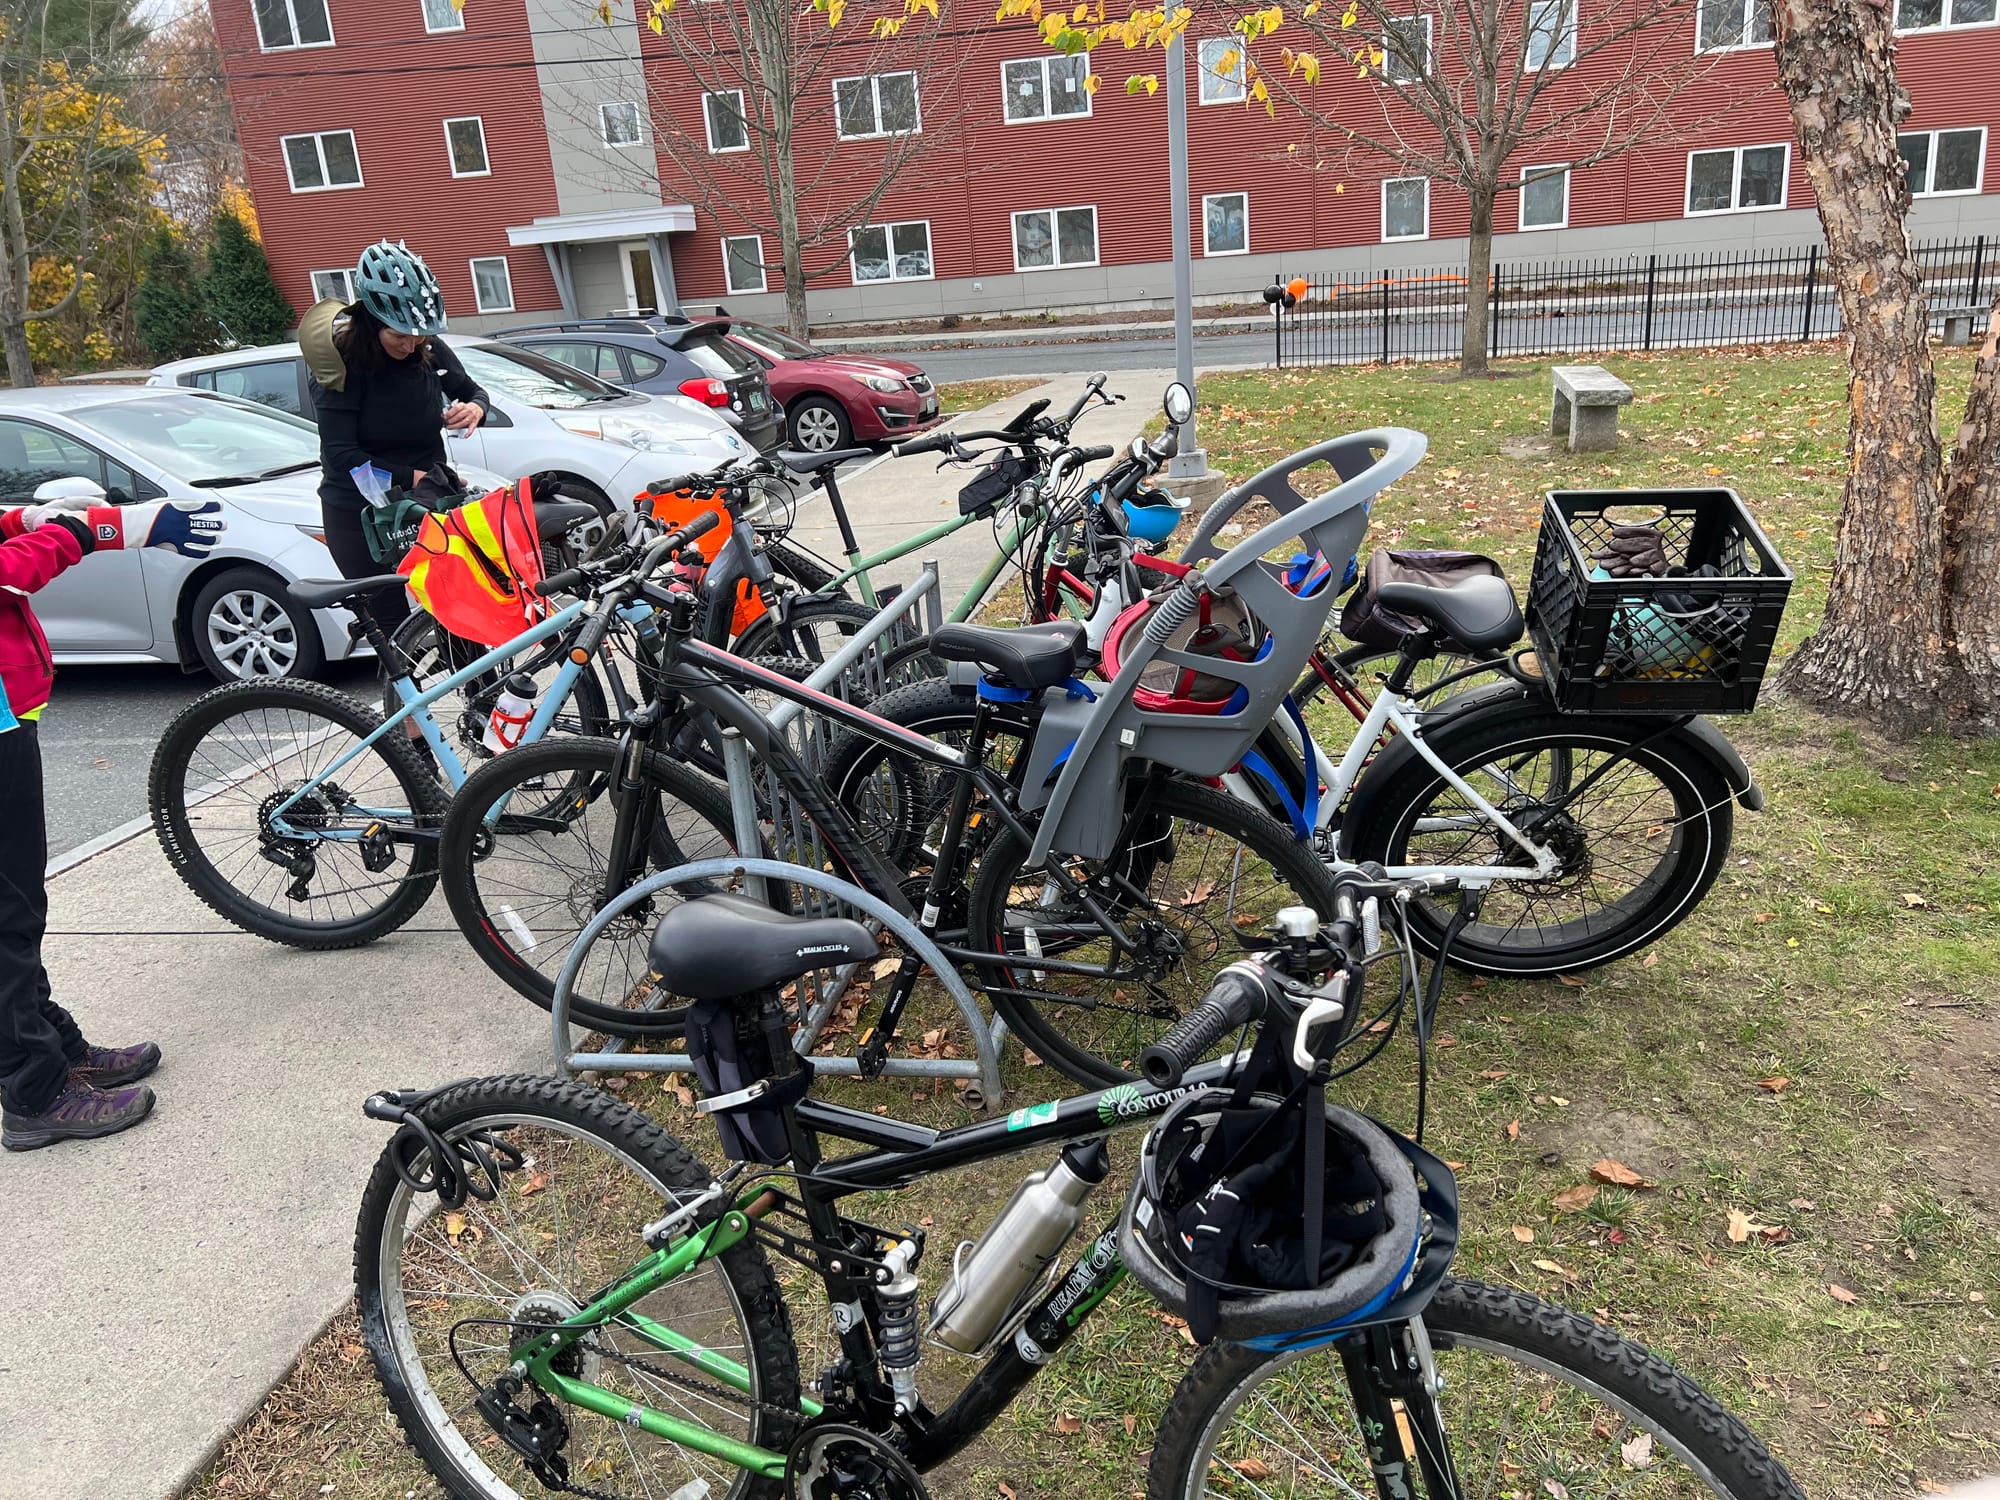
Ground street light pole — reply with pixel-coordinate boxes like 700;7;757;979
1164;29;1210;484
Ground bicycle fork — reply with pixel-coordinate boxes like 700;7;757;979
1337;1320;1465;1499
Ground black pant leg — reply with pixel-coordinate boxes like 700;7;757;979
320;503;412;631
0;722;77;1116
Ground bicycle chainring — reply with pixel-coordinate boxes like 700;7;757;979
786;1424;931;1500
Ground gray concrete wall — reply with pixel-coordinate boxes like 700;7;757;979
524;0;661;217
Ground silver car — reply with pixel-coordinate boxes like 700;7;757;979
0;386;503;682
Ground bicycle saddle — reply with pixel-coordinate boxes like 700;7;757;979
780;447;874;474
534;499;600;538
649;894;879;1002
929;621;1085;691
1373;575;1524;653
287;575;406;610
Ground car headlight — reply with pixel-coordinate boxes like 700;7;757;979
854;373;905;394
295;524;326;544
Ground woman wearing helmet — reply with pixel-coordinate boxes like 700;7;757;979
308;239;490;625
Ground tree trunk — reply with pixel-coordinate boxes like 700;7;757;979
1770;0;1961;732
1938;297;2000;727
774;152;810;340
1461;186;1495;376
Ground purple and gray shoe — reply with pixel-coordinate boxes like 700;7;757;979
73;1041;162;1090
3;1074;156;1152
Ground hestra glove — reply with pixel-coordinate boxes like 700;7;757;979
81;500;227;558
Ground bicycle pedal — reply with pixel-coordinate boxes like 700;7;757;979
359;822;398;874
855;1029;889;1082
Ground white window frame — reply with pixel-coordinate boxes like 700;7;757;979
1384;14;1433;83
422;0;465;34
310;268;353;303
254;0;334;51
1684;142;1790;216
1899;126;1988;195
1518;163;1569;229
1011;205;1099;272
703;91;749;154
1894;0;1998;30
832;71;922;141
1197;37;1248;104
1381;176;1430;241
1000;52;1094;124
1694;0;1772;51
469;256;514;314
443;116;490;178
601;101;644;148
280;130;363;193
1201;192;1249;256
722;235;766;295
1524;0;1577;69
849;220;935;284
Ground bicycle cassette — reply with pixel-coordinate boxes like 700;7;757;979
785;1423;931;1500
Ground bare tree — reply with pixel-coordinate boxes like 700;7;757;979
129;2;241;241
1221;0;1735;374
630;0;973;336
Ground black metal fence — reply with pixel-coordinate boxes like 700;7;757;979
1268;235;1990;367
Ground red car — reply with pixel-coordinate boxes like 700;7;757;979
698;316;942;454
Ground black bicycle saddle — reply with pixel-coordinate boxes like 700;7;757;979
929;621;1085;691
649;894;880;1002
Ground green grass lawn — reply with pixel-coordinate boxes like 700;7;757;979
186;347;2000;1500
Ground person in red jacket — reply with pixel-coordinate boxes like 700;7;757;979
1;493;225;1151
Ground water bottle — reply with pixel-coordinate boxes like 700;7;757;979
1083;574;1126;653
480;672;539;754
927;1139;1109;1354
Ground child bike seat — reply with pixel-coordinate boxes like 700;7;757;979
929;621;1085;691
648;894;879;1002
1373;575;1524;653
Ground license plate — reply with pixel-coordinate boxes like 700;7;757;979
921;398;938;418
742;388;768;411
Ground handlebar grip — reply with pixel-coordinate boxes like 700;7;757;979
646;473;702;496
535;566;587;598
1074;444;1116;462
1140;964;1271;1088
894;433;953;457
660;507;722;553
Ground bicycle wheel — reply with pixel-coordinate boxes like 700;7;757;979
1148;1278;1803;1500
356;1074;800;1500
440;737;772;1036
966;778;1339;1086
1342;707;1732;975
150;679;444;947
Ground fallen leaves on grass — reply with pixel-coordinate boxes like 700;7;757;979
1506;1119;1521;1141
1589;1158;1656;1189
1552;1184;1600;1213
1641;951;1660;969
1180;879;1216;906
1231;1459;1275;1480
1828;1283;1860;1304
1557;974;1586;988
1055;1412;1083;1435
1511;1225;1536;1243
1532;1258;1576;1280
1901;893;1931;908
516;1170;551;1198
1757;1075;1790;1093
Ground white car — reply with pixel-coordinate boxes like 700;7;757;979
0;386;506;681
148;335;750;513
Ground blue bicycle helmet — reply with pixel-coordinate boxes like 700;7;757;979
354;240;447;335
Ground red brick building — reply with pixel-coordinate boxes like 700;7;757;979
214;0;2000;330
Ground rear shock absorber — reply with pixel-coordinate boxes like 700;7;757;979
875;1238;923;1416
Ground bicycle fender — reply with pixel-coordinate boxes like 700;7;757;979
1677;714;1765;811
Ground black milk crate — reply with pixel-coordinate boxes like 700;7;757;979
1525;488;1791;715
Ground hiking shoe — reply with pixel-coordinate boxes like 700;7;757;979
3;1074;156;1152
73;1040;162;1090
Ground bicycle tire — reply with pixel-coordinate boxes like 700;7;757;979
440;737;775;1036
1342;706;1732;975
1148;1277;1803;1500
965;778;1339;1086
355;1073;800;1500
149;678;445;948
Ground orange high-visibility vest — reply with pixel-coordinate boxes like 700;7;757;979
645;485;765;638
400;479;547;647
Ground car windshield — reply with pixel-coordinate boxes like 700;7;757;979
457;342;624;410
77;393;323;484
731;322;819;360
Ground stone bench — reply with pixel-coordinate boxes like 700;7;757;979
1550;365;1634;453
1937;305;1987;347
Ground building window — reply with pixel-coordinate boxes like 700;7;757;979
833;72;920;140
1696;0;1772;49
310;268;353;303
1525;0;1576;68
703;91;748;153
470;256;514;313
254;0;333;50
1382;177;1429;240
443;116;489;177
1002;53;1092;122
1896;0;1997;28
1384;15;1432;81
1686;143;1788;214
723;236;766;294
602;101;643;148
422;0;464;33
1197;38;1247;103
1202;192;1248;255
1900;127;1986;194
1012;206;1098;270
281;130;363;192
851;221;934;282
1519;164;1569;229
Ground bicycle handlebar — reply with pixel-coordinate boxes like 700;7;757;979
1059;372;1109;426
1141;964;1272;1088
893;431;956;457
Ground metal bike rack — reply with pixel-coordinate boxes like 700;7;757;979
548;564;1011;1105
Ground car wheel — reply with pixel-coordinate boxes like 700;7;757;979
788;396;851;453
190;566;327;682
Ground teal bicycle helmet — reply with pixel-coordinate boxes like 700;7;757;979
354;240;447;335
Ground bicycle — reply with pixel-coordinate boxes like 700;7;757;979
353;878;1806;1500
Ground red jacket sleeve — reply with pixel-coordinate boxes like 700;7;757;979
0;508;85;593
